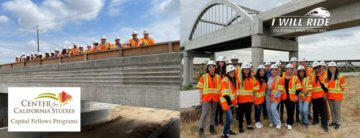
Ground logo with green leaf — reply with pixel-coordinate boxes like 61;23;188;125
35;91;73;106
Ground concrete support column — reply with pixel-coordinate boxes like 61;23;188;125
252;47;264;69
182;51;194;86
289;51;299;61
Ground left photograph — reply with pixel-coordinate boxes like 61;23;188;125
0;0;180;137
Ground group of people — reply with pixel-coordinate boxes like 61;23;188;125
196;55;346;138
15;30;155;62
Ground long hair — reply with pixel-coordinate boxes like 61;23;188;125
225;72;237;86
297;70;307;81
215;61;226;76
255;69;268;86
327;67;339;80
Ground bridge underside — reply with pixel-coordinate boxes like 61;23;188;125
187;37;251;53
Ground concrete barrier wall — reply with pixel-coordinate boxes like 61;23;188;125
0;53;181;110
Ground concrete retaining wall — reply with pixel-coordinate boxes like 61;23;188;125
0;53;181;110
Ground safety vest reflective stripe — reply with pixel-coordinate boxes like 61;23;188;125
256;92;265;97
271;77;281;94
202;74;220;94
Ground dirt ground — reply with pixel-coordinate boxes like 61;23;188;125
48;105;179;138
180;76;360;138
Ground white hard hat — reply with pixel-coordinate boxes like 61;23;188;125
312;61;320;68
216;56;225;62
46;51;50;53
299;58;307;62
276;61;281;65
87;43;91;46
258;65;265;70
231;55;238;60
265;62;271;65
270;64;278;69
207;60;216;65
55;48;59;51
68;46;72;49
226;65;236;74
320;61;326;66
31;52;34;55
285;64;293;69
297;65;305;70
101;35;106;39
115;36;120;40
241;62;251;69
290;57;298;62
132;31;138;35
143;29;149;34
328;61;337;67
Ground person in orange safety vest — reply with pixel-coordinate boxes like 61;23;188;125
266;64;284;129
311;61;329;132
281;64;302;130
325;61;346;129
297;65;312;127
139;30;155;46
236;62;259;133
214;56;226;126
254;65;267;129
127;31;140;47
220;65;238;137
196;60;220;137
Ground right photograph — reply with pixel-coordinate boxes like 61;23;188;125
180;0;360;138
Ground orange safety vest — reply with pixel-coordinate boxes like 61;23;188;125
99;43;109;51
281;76;302;101
235;66;242;82
69;48;79;56
325;75;346;100
311;72;327;99
196;73;221;102
270;76;284;103
299;76;313;102
128;39;139;47
305;67;313;77
140;38;155;46
220;77;237;110
236;76;258;103
91;47;98;53
254;79;266;105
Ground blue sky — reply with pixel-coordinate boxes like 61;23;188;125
0;0;180;63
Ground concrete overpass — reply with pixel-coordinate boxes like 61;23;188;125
0;41;181;110
183;0;360;85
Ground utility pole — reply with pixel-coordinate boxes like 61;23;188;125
33;25;40;52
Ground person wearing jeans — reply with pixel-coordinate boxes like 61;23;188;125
254;65;267;128
297;65;312;127
267;64;284;129
220;65;238;138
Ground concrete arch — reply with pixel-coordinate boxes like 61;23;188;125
188;0;254;40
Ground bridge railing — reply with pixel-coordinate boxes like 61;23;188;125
0;41;180;70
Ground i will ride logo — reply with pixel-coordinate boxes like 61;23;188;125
35;91;72;106
270;7;331;34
